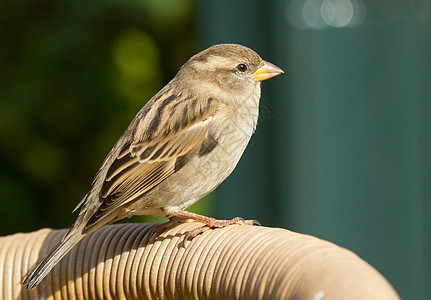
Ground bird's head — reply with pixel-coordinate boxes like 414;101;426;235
176;44;284;100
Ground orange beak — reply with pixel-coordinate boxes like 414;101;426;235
252;60;284;81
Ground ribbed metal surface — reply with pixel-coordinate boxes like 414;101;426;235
1;223;399;299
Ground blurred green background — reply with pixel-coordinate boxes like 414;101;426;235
1;0;430;299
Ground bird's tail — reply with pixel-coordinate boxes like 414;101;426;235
22;229;85;289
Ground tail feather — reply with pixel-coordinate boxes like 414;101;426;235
23;231;85;289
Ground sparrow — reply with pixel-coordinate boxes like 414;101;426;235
23;43;283;289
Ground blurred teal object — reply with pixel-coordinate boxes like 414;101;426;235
198;0;431;299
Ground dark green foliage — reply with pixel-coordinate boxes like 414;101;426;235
0;0;196;234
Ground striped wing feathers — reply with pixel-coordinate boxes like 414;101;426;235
84;91;218;230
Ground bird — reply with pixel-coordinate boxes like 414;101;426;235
23;43;284;289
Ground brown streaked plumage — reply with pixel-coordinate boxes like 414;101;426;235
23;43;284;289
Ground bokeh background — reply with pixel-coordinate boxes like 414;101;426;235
1;0;430;299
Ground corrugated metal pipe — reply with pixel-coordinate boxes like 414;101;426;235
1;222;399;299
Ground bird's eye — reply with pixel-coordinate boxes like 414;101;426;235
237;64;248;72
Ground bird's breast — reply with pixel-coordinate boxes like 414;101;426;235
130;93;261;214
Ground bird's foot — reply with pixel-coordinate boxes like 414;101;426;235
173;210;260;238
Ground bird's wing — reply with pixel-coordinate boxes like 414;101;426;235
84;90;218;231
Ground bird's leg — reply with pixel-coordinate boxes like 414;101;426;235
173;210;260;238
